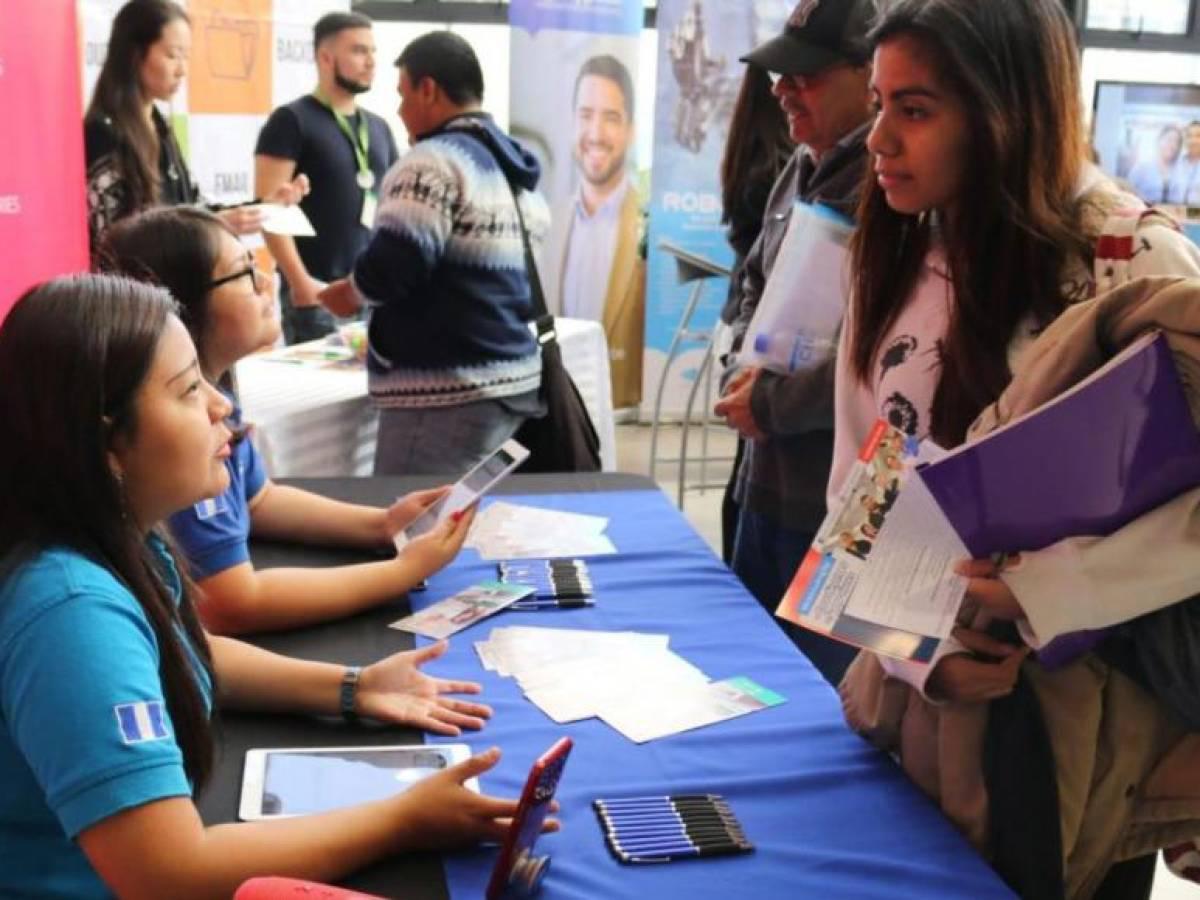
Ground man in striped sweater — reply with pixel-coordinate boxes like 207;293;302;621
321;31;548;475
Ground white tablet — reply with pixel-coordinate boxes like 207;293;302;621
398;438;530;545
238;743;474;821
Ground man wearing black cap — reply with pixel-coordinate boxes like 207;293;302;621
715;0;875;686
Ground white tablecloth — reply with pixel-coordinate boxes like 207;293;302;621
236;317;616;477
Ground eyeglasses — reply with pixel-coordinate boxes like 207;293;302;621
768;63;850;91
207;256;267;293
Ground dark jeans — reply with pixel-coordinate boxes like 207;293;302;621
720;437;745;565
374;400;526;476
280;280;336;345
731;506;859;686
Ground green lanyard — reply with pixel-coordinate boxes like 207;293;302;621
313;89;373;189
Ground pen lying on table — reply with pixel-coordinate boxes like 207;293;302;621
594;794;754;864
509;598;595;611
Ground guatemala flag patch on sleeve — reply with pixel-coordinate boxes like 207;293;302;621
114;700;170;744
194;496;228;520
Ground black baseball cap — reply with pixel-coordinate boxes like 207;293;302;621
741;0;875;76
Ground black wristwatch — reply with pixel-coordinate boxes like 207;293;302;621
340;665;363;722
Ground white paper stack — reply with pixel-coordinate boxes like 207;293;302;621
475;626;785;742
476;626;669;679
466;501;617;559
525;651;710;724
597;676;787;744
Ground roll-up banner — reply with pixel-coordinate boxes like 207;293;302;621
509;0;645;410
642;0;789;417
0;0;89;320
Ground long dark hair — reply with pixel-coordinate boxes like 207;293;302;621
0;275;215;787
720;65;792;232
86;0;189;212
99;206;229;375
849;0;1090;446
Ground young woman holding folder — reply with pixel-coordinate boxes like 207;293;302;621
831;0;1200;896
0;275;552;898
99;207;476;636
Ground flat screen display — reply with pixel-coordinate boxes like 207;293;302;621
1093;81;1200;205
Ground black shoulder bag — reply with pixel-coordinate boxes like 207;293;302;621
503;179;602;473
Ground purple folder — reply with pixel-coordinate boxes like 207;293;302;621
916;332;1200;667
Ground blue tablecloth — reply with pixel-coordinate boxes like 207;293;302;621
415;489;1013;899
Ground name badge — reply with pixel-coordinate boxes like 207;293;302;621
360;190;378;229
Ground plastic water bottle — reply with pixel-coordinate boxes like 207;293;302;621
753;331;833;374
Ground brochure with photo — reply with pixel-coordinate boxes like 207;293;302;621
777;332;1200;664
388;581;534;640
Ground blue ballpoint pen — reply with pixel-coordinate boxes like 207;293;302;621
592;796;715;811
510;599;594;610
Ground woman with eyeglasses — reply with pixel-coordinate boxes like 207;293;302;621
98;207;479;645
0;273;547;898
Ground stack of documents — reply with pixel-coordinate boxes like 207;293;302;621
467;501;616;560
476;626;785;743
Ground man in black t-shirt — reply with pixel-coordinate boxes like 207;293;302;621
255;11;399;344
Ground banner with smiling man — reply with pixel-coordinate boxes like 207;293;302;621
509;0;646;410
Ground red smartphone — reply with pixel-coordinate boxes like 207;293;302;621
485;737;573;900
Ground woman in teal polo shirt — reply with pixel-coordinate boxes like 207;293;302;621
0;276;543;897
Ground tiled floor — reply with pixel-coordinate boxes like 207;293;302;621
614;421;1198;900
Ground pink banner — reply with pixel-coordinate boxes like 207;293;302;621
0;1;88;323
